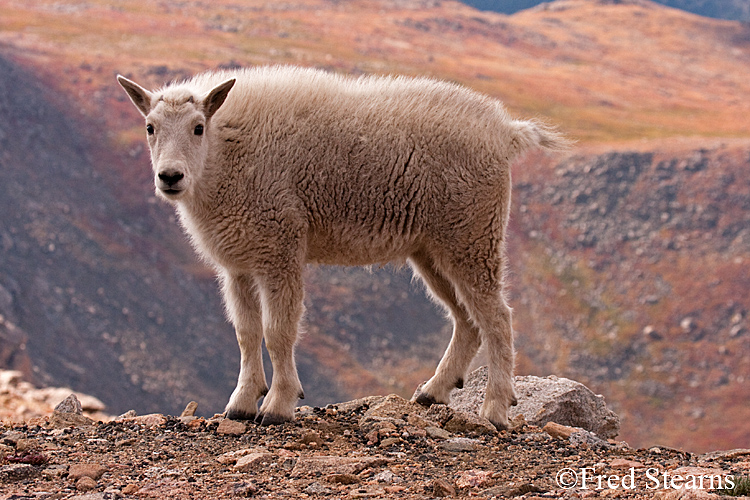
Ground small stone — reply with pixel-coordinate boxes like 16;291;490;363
76;476;97;491
55;394;83;414
181;401;198;417
426;426;450;439
116;410;137;420
443;410;496;436
69;463;108;481
327;473;360;484
610;458;645;469
305;481;332;495
217;418;247;436
50;411;95;429
234;452;275;472
300;430;323;446
0;463;40;482
543;421;577;440
432;478;456;497
232;481;257;497
440;437;481;452
373;470;401;483
455;469;492;489
187;417;205;430
379;437;401;448
133;413;167;427
122;484;140;494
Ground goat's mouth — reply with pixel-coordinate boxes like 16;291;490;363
158;186;185;198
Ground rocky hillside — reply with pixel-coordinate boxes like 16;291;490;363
0;0;749;454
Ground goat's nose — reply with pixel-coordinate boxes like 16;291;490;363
158;171;184;187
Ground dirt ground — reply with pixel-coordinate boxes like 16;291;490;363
1;395;749;499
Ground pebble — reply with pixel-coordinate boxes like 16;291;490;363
456;469;492;488
180;401;198;417
69;463;108;480
327;473;360;484
54;394;84;414
217;418;247;436
425;426;450;440
440;437;481;452
76;476;97;491
0;463;40;481
234;452;275;472
304;481;332;495
610;458;645;469
432;478;456;497
543;421;577;440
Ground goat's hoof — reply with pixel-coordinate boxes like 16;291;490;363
256;412;290;426
225;409;256;421
413;390;438;407
489;419;509;432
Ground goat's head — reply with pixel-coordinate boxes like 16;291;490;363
117;75;235;202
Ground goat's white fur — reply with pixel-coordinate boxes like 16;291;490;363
117;65;568;427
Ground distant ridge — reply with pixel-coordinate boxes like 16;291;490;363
461;0;750;21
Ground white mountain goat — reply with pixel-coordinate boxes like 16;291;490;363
117;65;568;428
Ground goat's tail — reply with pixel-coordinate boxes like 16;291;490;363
509;118;573;158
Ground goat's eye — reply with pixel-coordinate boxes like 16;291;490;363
146;124;154;135
194;124;204;136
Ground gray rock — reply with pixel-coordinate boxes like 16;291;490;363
54;393;83;414
449;366;620;439
439;437;481;452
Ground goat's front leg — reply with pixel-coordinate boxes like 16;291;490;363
222;272;269;421
255;267;305;426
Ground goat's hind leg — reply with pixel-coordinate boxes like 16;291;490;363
223;273;269;421
409;251;482;407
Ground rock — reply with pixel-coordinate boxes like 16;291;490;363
54;393;83;414
234;453;275;472
450;367;620;439
122;484;140;494
291;456;389;477
443;410;496;436
180;401;198;417
50;410;95;429
432;478;456;497
305;481;332;495
481;483;545;497
455;469;492;489
217;447;269;465
426;426;450;440
35;388;106;413
440;437;481;452
543;421;577;440
69;463;108;480
217;418;247;436
326;472;360;484
610;458;645;469
333;395;385;414
132;413;167;427
358;394;423;434
116;410;137;420
76;476;98;491
373;470;401;484
0;463;40;481
232;481;257;497
569;429;611;449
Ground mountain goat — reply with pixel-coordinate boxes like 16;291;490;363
117;65;568;429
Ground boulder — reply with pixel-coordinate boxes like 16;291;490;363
449;366;620;439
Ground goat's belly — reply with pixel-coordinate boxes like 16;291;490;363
305;231;417;266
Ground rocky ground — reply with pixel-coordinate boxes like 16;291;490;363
2;389;749;500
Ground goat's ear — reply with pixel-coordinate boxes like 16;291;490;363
202;78;236;119
117;75;153;117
